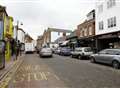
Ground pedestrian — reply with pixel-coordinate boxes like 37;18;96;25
16;40;20;58
11;39;17;61
19;43;22;56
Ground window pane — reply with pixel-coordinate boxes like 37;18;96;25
114;16;116;26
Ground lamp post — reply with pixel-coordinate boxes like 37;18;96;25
16;21;23;43
15;21;23;59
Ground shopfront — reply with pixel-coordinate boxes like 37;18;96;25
0;18;5;69
78;36;96;52
96;31;120;51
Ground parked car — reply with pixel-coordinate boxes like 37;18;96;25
90;49;120;69
54;47;61;54
71;47;93;59
39;47;53;57
60;47;71;56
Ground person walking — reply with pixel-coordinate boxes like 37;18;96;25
11;39;17;61
16;40;20;58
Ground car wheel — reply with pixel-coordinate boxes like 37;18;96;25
90;57;95;63
112;61;120;69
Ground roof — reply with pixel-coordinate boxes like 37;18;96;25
18;28;25;33
87;9;95;17
54;36;66;43
61;40;69;46
25;34;33;40
48;28;72;33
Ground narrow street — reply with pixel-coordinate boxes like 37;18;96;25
8;54;120;88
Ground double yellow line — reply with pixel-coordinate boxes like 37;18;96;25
0;59;23;88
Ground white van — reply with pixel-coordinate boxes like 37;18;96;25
25;43;35;53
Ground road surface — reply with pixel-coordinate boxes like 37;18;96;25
7;54;120;88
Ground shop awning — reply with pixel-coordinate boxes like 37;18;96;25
61;40;69;46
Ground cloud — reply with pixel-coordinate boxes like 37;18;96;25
1;0;96;39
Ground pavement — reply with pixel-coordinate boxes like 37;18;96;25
3;54;120;88
0;55;24;88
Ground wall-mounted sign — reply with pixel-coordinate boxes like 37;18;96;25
0;20;4;40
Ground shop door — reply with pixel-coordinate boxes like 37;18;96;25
0;41;5;69
0;20;5;69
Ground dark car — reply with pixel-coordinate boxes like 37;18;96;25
90;49;120;69
60;47;71;56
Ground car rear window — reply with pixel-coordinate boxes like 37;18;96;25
84;48;92;52
75;48;82;52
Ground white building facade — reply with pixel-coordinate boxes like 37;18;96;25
96;0;120;50
96;0;120;35
18;28;25;51
18;28;25;44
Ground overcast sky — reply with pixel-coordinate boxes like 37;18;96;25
1;0;96;40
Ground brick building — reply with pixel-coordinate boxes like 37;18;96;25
76;10;96;50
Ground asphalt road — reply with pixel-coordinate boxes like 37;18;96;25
8;54;120;88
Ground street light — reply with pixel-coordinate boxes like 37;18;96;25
15;21;23;59
16;21;23;43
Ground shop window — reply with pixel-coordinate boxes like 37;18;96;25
84;28;87;36
107;16;116;28
89;27;92;35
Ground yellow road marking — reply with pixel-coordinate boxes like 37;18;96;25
42;72;48;80
54;74;60;80
34;73;38;81
40;72;44;80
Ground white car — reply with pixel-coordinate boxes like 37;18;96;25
39;47;53;57
71;47;93;59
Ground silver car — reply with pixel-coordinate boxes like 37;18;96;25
71;47;93;59
90;49;120;69
39;47;53;57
